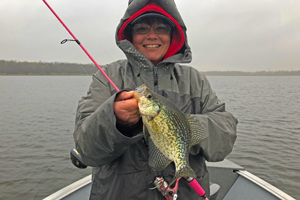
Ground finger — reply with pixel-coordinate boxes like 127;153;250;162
114;100;140;125
115;98;138;111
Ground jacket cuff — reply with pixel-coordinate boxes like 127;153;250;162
116;118;143;137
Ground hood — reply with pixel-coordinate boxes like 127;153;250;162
115;0;192;65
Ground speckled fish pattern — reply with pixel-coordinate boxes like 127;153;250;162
133;84;208;188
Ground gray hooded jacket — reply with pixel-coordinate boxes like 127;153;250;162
73;0;238;199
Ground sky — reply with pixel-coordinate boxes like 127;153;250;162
0;0;300;72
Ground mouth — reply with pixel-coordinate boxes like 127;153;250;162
133;84;147;99
143;44;161;48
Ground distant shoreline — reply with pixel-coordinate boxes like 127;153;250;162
1;74;299;76
1;60;299;76
0;74;92;76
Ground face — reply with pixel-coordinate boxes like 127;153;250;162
132;22;171;66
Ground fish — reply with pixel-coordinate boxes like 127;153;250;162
133;84;208;189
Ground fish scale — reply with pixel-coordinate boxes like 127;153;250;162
152;110;186;152
134;84;208;189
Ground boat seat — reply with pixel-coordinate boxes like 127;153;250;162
210;182;220;200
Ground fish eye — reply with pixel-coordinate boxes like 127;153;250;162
147;93;152;99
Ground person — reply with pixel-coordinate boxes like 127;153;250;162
73;0;238;199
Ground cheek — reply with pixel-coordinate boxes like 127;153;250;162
132;33;143;49
162;35;171;48
138;99;159;117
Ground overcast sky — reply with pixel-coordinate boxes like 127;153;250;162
1;0;300;71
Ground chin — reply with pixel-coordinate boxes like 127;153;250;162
147;56;162;62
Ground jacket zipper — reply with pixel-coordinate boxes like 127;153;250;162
154;66;158;93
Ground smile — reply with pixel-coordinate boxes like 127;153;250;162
143;45;161;48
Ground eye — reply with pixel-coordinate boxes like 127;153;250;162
156;26;167;31
155;25;171;34
137;27;148;31
133;23;150;34
147;93;153;99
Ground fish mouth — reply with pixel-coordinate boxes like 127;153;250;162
133;84;147;99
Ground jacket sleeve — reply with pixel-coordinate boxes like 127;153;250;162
73;73;143;167
191;73;238;162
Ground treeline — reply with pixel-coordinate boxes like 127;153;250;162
202;70;300;76
0;60;98;75
0;60;299;76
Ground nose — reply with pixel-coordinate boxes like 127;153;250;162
147;27;158;38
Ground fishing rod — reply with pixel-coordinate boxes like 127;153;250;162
44;1;208;199
42;0;119;92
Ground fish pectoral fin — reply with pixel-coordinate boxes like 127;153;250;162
143;124;150;140
185;115;208;148
148;138;172;171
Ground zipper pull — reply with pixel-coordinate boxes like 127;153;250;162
154;66;158;86
154;66;158;76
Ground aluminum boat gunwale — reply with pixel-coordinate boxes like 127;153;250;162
43;159;296;200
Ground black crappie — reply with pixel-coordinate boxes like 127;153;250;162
133;84;208;188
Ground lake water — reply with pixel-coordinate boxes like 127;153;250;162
0;76;299;200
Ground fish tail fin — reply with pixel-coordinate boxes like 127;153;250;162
167;166;196;190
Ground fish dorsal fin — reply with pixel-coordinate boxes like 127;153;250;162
185;115;208;148
148;138;172;171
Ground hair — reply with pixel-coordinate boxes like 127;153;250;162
132;16;171;26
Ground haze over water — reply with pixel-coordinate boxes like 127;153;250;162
0;76;299;199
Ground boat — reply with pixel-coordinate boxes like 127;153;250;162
43;158;296;200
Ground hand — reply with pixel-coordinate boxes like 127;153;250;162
114;91;140;126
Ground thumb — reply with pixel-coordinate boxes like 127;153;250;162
115;91;135;101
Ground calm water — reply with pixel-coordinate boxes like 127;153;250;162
0;76;299;200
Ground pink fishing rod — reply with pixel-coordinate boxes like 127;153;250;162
42;0;119;92
186;178;209;200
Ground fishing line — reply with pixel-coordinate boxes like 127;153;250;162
119;67;139;90
79;65;89;75
53;1;138;89
67;13;116;61
43;0;119;92
66;11;139;89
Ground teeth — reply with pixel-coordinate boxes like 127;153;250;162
144;45;160;48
